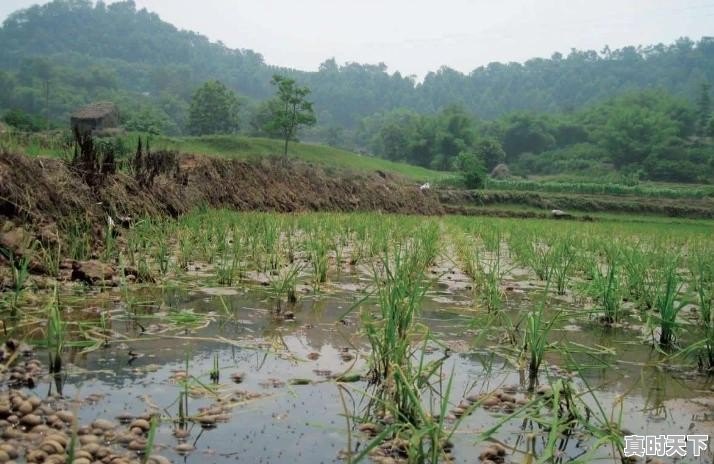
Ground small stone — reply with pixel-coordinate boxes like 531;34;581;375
92;419;115;430
129;419;150;432
20;413;42;427
56;410;75;423
175;443;194;455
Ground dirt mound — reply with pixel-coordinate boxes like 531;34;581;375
0;152;443;234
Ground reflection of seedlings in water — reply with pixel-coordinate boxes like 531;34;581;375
288;378;311;385
340;348;355;362
209;353;220;383
269;262;303;318
259;378;286;388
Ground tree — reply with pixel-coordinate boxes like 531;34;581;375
474;138;506;171
187;81;239;135
455;151;487;189
124;106;173;135
265;75;316;157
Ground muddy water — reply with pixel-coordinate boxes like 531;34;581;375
5;270;714;464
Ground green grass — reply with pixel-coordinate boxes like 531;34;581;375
484;177;714;199
152;134;453;183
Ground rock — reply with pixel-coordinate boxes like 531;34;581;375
0;227;33;258
71;260;117;285
148;456;171;464
20;413;42;427
129;418;151;432
175;443;194;454
127;439;147;451
17;400;34;415
92;418;115;430
56;410;75;423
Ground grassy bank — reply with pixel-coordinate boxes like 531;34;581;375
484;178;714;200
0;129;453;183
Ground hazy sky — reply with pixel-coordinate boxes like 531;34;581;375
1;0;713;77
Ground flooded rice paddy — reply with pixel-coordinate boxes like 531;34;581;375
1;212;713;463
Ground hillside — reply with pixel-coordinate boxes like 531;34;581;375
1;0;713;131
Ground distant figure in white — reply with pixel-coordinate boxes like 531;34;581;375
420;183;431;191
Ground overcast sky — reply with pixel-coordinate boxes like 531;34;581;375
1;0;713;77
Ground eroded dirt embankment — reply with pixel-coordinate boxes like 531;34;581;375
0;152;443;227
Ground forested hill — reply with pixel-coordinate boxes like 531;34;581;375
1;0;713;131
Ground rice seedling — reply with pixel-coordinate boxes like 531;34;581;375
651;258;684;347
142;415;160;464
480;238;507;312
621;242;658;312
308;232;329;290
689;247;713;371
0;246;33;313
269;262;303;316
154;233;171;276
62;214;93;261
345;233;462;462
520;233;555;282
521;296;559;391
47;286;65;373
587;249;622;324
216;237;240;286
550;235;577;296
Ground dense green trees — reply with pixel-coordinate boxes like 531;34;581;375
0;0;712;182
362;90;713;183
187;81;240;135
2;0;714;133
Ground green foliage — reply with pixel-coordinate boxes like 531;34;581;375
3;108;46;132
187;81;240;136
455;151;487;189
124;105;175;135
474;137;506;171
264;75;316;156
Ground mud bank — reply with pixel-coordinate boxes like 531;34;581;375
0;152;443;227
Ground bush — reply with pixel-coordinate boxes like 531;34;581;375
2;109;45;132
456;151;487;189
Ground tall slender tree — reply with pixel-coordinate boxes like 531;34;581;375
265;75;316;157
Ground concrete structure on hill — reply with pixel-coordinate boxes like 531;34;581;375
70;101;119;135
